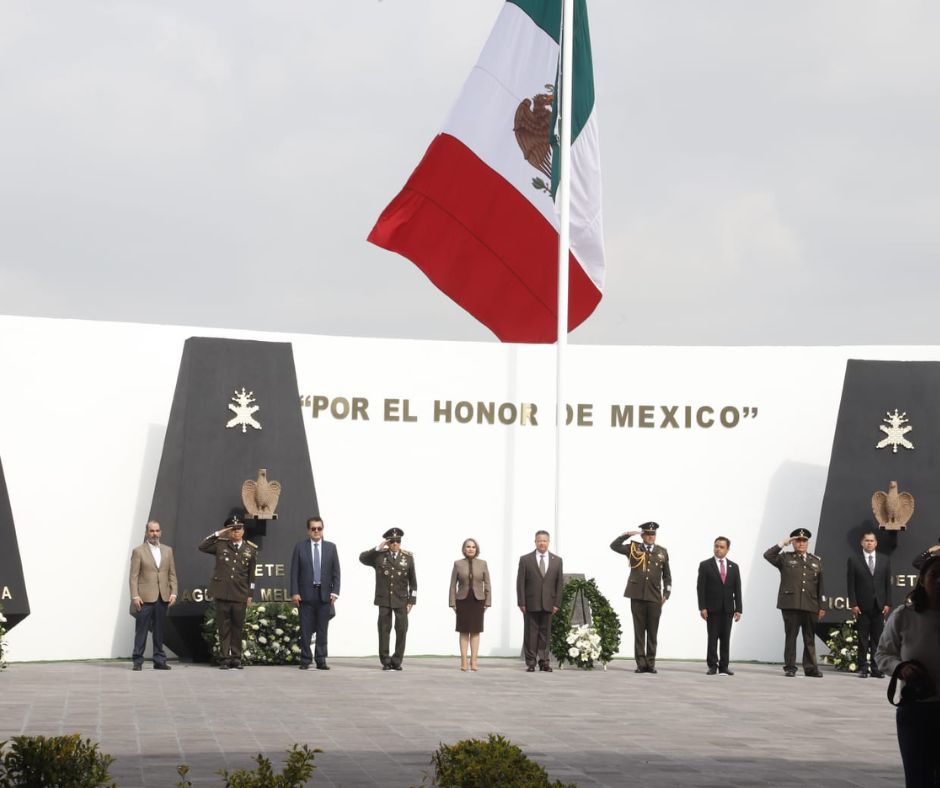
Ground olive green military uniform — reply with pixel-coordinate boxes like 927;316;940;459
764;544;824;674
199;533;258;666
611;536;672;671
359;547;417;668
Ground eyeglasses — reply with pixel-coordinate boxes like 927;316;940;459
309;526;323;532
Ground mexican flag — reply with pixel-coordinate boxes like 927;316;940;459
368;0;604;344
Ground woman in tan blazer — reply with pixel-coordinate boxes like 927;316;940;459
449;538;491;671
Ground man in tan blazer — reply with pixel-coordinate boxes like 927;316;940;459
516;530;564;672
129;520;178;671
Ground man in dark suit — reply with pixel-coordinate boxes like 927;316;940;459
290;516;341;671
846;531;891;678
198;514;258;669
516;530;564;672
696;536;742;676
359;527;417;670
611;522;671;673
129;520;178;671
764;527;825;677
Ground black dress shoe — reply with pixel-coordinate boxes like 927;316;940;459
132;664;142;671
784;668;796;677
719;669;734;676
219;663;230;670
539;664;553;672
316;663;330;670
706;667;717;675
154;663;171;671
392;665;402;671
526;666;536;672
382;664;392;671
635;667;646;673
858;670;869;678
871;669;885;679
232;663;243;670
646;667;658;674
804;669;823;678
299;663;310;670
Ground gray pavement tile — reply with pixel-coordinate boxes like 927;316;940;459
1;658;905;787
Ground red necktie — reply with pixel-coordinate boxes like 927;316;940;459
719;558;727;584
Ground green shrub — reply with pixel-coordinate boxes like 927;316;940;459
426;734;576;788
214;744;320;787
0;734;115;787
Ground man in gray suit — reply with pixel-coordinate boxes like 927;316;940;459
847;531;891;678
290;516;341;671
516;530;564;672
129;520;177;671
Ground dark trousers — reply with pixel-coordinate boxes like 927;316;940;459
856;602;885;672
631;599;662;668
216;599;247;664
377;605;408;667
705;611;733;671
896;702;940;787
781;609;817;671
523;610;553;667
299;597;331;666
132;599;168;666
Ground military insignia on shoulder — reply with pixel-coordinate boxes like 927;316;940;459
246;540;258;549
401;549;413;557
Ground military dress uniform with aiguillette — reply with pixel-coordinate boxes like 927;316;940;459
764;542;824;675
359;544;417;669
611;534;671;672
199;532;258;667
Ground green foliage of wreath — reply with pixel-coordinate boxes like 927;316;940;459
823;620;860;672
550;577;621;669
202;602;304;665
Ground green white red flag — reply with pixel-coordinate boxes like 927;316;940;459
368;0;604;343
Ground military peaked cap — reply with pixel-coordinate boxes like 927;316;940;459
383;527;405;541
639;522;659;533
789;527;812;539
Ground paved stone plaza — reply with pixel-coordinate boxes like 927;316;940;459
0;658;900;787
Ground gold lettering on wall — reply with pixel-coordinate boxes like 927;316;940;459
1;586;11;600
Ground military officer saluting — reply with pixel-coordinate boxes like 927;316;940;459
359;527;417;670
764;527;825;677
611;522;672;674
199;514;258;669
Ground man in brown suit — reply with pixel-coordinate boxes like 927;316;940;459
516;530;564;672
199;515;258;669
129;520;178;671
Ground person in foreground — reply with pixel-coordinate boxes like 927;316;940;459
359;527;417;670
449;537;491;671
696;536;742;676
876;555;940;788
198;515;257;669
764;528;825;677
290;516;340;670
516;530;563;672
129;520;177;671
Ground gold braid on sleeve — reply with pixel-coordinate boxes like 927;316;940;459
628;542;647;570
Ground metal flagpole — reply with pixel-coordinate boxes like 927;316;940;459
554;0;574;553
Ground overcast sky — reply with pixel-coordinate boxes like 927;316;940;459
1;1;938;345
